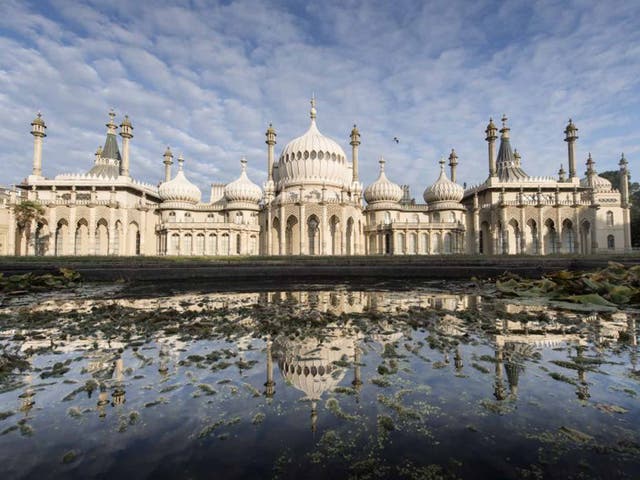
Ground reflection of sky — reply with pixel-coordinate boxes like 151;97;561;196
0;288;639;478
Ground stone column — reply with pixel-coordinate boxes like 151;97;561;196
266;205;271;255
69;206;77;255
321;204;327;255
108;207;116;255
279;205;285;255
537;206;544;255
519;207;526;254
299;193;305;255
47;207;56;255
88;206;96;255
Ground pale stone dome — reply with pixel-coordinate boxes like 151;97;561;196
276;99;351;189
158;156;201;204
224;158;262;203
364;158;403;204
580;174;612;191
580;153;612;191
423;159;464;203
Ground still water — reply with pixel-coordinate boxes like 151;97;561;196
0;282;639;479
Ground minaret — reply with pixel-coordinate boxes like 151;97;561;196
564;119;579;180
619;153;630;207
558;164;566;182
119;115;133;177
94;145;103;164
264;339;275;398
585;152;595;187
485;118;498;177
163;146;173;183
265;123;276;183
350;124;361;182
30;112;47;177
448;148;458;183
620;153;631;251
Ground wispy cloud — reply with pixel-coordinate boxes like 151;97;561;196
0;0;638;199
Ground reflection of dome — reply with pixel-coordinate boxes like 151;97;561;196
158;157;201;204
424;159;464;203
274;334;355;400
364;158;403;204
276;99;351;189
224;158;262;203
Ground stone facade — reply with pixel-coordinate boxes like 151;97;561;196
2;103;632;256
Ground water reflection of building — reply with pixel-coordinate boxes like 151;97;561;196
271;328;362;432
259;289;478;315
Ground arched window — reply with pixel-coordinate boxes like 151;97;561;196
606;211;614;227
607;234;615;250
236;234;241;254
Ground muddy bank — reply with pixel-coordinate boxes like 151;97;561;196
0;255;639;284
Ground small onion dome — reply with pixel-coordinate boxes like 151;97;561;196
158;155;201;204
120;115;132;128
31;112;45;127
580;173;612;190
224;157;262;203
423;158;464;203
364;157;403;204
580;153;612;191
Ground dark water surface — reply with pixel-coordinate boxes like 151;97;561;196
1;281;639;479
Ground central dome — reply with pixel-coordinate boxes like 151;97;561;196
276;99;351;190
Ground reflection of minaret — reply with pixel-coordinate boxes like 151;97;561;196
264;339;275;398
112;358;126;406
493;345;506;401
19;371;35;416
574;346;590;400
504;359;520;398
97;384;109;418
352;342;363;399
628;317;638;374
454;346;463;372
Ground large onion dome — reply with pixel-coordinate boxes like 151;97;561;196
276;98;351;188
423;158;464;203
224;158;262;203
364;157;403;204
158;155;201;204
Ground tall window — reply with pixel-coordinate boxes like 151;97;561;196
606;211;614;227
607;235;615;250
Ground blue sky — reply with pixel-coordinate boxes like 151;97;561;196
1;0;639;199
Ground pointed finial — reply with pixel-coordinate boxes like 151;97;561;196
108;109;116;122
379;156;385;171
310;95;317;120
177;154;184;171
240;156;247;171
439;156;445;170
501;114;507;127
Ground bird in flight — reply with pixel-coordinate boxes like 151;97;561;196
393;137;399;144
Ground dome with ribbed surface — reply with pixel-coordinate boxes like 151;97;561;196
580;153;612;191
364;158;403;204
276;99;351;189
159;156;201;204
224;158;262;203
423;159;464;203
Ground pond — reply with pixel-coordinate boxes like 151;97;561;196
0;280;639;479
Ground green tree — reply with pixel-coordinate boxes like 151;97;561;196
13;200;45;231
600;170;640;248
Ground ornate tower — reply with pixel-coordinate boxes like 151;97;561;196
163;146;173;183
119;115;133;177
30;113;47;177
619;153;631;251
485;118;498;178
448;148;458;183
564;119;578;180
265;123;276;195
350;124;361;182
